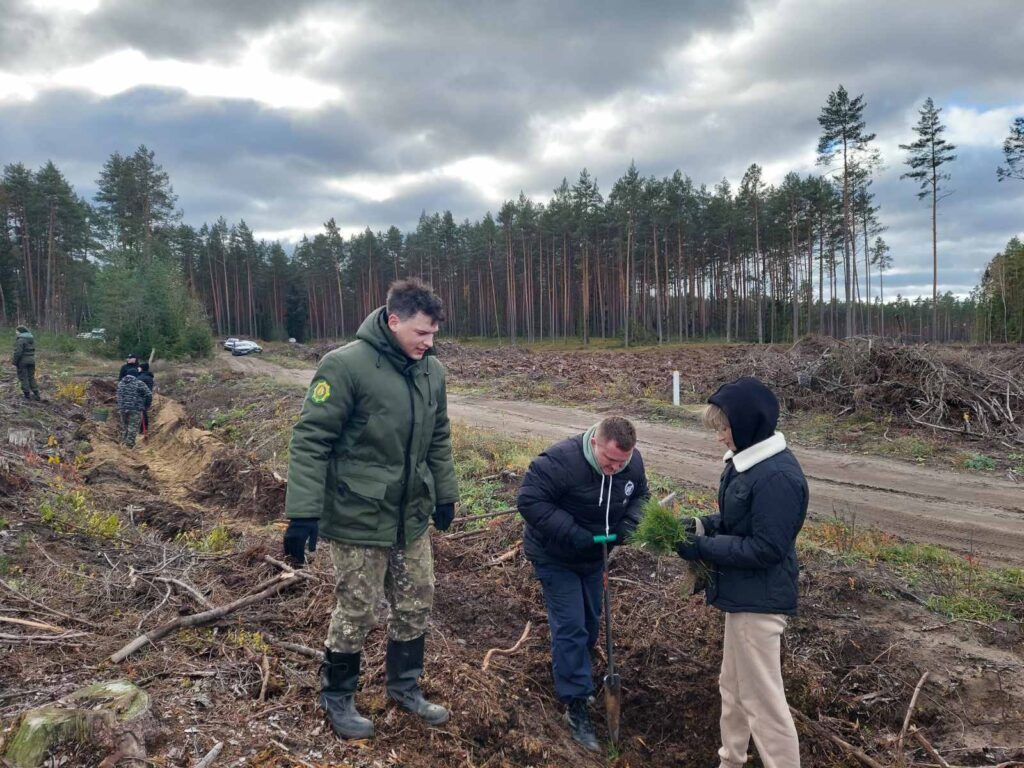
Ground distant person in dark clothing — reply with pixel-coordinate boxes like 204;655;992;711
118;354;140;381
137;362;155;435
116;371;152;448
12;325;41;400
136;361;154;391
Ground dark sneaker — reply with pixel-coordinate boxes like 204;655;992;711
566;698;600;752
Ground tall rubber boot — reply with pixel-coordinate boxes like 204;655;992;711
385;635;449;725
319;649;374;739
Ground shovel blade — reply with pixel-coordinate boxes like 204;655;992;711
604;672;622;745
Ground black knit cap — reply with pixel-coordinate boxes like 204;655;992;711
708;376;779;452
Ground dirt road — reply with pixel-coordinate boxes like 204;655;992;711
225;352;1024;565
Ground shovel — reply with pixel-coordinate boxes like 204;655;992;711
593;532;621;745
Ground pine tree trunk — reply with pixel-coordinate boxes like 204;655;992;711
932;176;939;341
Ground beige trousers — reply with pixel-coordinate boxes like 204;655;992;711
717;612;800;768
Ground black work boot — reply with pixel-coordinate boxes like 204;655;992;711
31;392;41;401
385;635;449;725
319;649;374;739
22;391;31;400
566;698;600;752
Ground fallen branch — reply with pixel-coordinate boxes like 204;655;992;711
474;545;520;570
259;629;321;660
442;528;491;542
269;738;318;768
790;707;886;768
262;554;319;582
0;615;67;634
110;573;302;663
911;727;951;768
449;508;519;525
482;621;532;671
897;671;930;764
0;578;100;629
258;653;271;702
0;630;90;644
194;741;224;768
153;576;213;609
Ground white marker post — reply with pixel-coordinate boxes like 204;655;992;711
672;370;680;407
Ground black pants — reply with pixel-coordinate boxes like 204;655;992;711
534;561;603;703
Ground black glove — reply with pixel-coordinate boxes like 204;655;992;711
613;524;633;545
283;518;318;567
432;503;456;532
676;536;703;561
571;526;596;551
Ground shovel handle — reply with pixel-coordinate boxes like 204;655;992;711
592;534;617;544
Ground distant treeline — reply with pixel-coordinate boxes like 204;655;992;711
1;91;1022;348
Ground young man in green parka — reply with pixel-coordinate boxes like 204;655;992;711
282;278;459;740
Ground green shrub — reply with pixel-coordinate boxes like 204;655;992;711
963;454;996;471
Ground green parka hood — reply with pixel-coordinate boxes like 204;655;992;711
355;306;435;375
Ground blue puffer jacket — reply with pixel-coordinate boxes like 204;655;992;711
519;434;649;572
693;377;808;615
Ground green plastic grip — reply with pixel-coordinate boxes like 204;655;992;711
592;534;617;544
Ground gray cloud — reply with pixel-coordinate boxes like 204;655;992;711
1;0;1022;297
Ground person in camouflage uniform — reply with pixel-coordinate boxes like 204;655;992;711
283;278;459;741
116;371;152;447
12;325;40;401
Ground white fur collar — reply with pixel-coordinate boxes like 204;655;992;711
722;432;787;473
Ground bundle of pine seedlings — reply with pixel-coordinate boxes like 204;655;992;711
630;497;712;594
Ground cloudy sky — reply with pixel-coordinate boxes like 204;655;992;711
2;0;1022;298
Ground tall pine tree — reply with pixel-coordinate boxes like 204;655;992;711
817;85;875;337
900;97;956;339
997;117;1024;183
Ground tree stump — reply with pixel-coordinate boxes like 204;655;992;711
4;680;157;768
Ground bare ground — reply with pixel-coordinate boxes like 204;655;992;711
1;364;1022;766
225;352;1024;567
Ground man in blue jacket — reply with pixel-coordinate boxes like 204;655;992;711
518;416;649;751
676;377;807;768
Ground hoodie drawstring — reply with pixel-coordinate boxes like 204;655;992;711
598;474;613;537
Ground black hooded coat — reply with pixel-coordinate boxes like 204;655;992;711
694;377;808;614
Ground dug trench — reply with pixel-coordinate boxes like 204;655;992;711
1;372;1022;767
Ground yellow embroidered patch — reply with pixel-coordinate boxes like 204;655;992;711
310;379;331;404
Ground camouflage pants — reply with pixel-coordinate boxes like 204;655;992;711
120;411;142;447
325;533;435;653
17;364;38;396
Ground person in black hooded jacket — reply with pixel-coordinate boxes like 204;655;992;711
118;354;140;381
676;376;807;768
136;362;155;436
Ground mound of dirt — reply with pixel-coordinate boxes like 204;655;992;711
190;451;286;519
